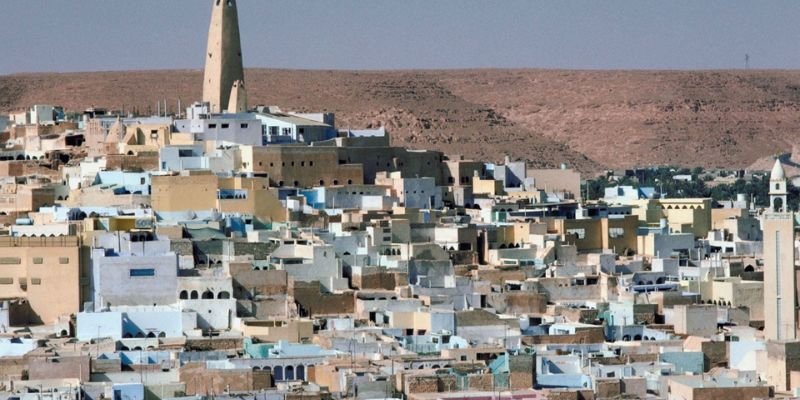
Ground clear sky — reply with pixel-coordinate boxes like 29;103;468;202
2;0;800;74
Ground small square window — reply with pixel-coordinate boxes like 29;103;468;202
31;278;41;285
32;257;43;264
59;257;69;264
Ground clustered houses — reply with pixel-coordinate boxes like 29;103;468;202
0;110;791;400
0;2;794;400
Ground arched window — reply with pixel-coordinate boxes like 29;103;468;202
179;290;188;300
218;291;230;299
296;365;305;380
633;334;642;341
285;365;295;380
774;197;784;212
190;290;199;299
202;290;214;299
158;332;166;338
147;332;156;338
273;366;284;381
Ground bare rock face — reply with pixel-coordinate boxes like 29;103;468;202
4;68;800;173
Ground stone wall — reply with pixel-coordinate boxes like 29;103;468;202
523;327;605;345
700;341;727;372
293;281;355;316
354;270;407;290
509;354;535;390
0;357;26;381
180;362;271;395
106;153;159;171
28;356;90;381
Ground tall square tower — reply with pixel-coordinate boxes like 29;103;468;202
763;159;797;341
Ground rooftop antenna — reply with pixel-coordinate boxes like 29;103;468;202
745;54;750;70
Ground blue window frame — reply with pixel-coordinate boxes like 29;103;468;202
129;268;155;277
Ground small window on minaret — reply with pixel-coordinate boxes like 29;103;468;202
776;183;780;190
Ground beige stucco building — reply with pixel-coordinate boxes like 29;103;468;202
0;236;81;325
151;171;287;222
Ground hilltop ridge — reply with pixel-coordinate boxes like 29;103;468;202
3;68;800;173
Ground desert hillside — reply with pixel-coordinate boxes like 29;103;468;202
3;69;800;173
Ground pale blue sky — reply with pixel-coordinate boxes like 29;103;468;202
2;1;799;74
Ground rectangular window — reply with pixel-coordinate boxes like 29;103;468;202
59;257;69;264
609;227;625;238
31;278;41;285
269;126;278;136
208;123;217;129
221;123;229;129
240;123;248;128
32;257;43;264
0;258;21;265
0;278;13;285
129;268;155;277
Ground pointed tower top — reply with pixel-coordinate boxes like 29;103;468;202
203;0;245;113
771;158;786;181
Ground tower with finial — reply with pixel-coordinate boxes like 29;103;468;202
202;0;246;113
763;158;796;342
770;158;787;212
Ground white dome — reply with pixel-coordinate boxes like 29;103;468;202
770;158;786;181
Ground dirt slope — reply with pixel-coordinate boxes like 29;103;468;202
3;68;800;172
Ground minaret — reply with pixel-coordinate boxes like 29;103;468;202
763;158;796;341
202;0;245;113
227;80;248;114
